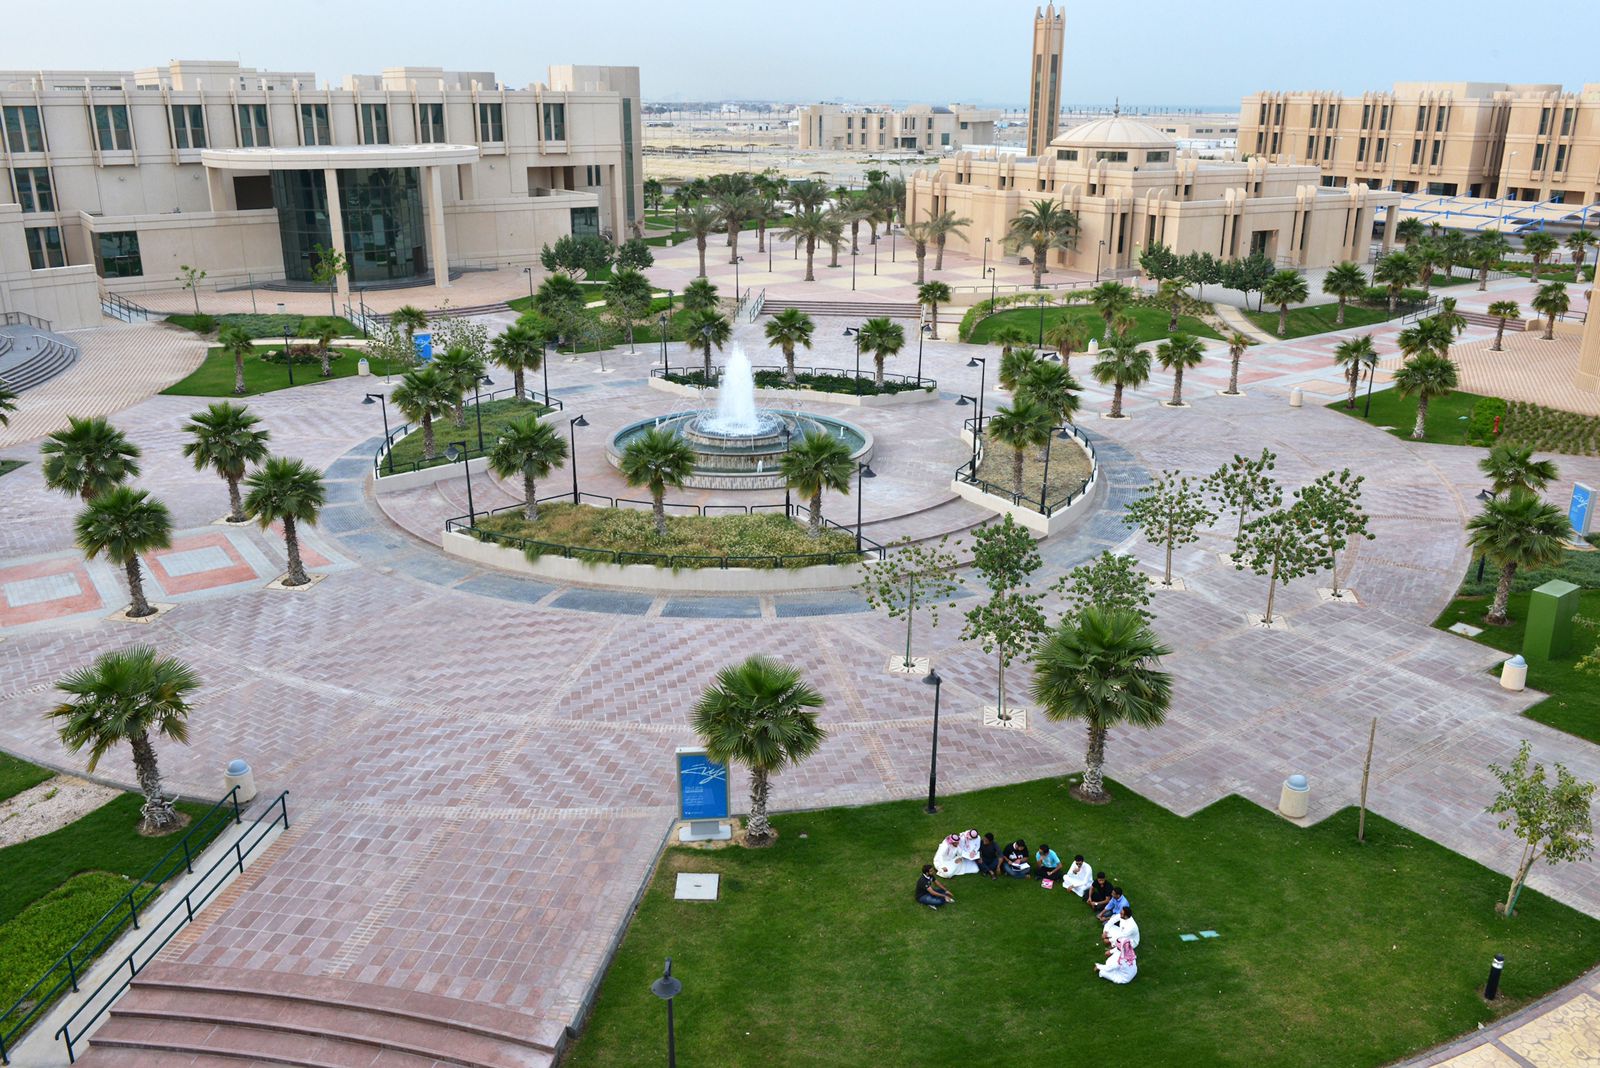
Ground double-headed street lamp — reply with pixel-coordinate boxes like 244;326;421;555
855;460;876;552
443;440;476;528
362;393;392;475
471;373;494;453
568;414;589;504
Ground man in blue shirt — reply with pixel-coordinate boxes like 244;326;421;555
1033;843;1064;884
1097;885;1130;922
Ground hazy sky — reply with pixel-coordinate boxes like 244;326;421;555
4;0;1583;108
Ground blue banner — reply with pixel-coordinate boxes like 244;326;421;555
414;332;433;362
676;749;729;821
1571;483;1595;536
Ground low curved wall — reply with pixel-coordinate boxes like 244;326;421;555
648;375;937;408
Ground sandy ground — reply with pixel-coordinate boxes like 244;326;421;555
0;775;121;848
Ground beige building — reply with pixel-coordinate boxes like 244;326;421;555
796;103;998;152
1025;4;1065;158
907;116;1400;275
1240;82;1600;206
0;59;643;328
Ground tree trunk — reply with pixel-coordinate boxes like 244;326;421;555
1479;268;1489;291
1345;367;1359;408
1171;367;1184;406
808;488;822;537
1328;535;1342;597
935;236;946;271
1228;352;1242;395
850;221;860;255
915;248;926;285
1505;842;1540;916
1081;721;1108;800
804;239;816;282
828;242;840;269
124;556;153;617
1277;306;1288;336
1111;383;1125;418
784;345;796;385
524;470;539;522
1169;303;1178;332
703;344;713;383
746;766;773;842
930;304;940;339
1388;291;1398;314
1412;396;1429;440
1487;561;1516;624
757;221;766;253
422;413;437;459
320;347;332;377
1031;253;1043;290
128;732;177;832
225;474;244;523
513;368;526;401
729;227;740;265
283;515;309;586
995;649;1008;719
1336;298;1346;326
453;401;468;429
233;354;247;395
1012;446;1025;497
1262;550;1281;624
1544;313;1556;341
902;574;917;669
1163;535;1174;586
1493;320;1506;352
874;355;885;388
653;488;667;536
697;239;707;279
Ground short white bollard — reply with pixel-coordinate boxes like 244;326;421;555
1289;387;1304;408
1500;655;1528;692
223;758;257;803
357;357;371;377
1278;773;1309;819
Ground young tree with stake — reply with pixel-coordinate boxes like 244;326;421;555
1052;550;1154;623
1122;471;1216;588
1234;499;1322;625
961;515;1048;722
857;537;964;672
1297;469;1373;601
1487;740;1594;916
1203;448;1281;552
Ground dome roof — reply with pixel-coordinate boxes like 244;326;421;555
1050;116;1176;151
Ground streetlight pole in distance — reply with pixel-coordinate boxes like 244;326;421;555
659;312;670;371
1095;239;1106;284
362;393;392;475
843;326;862;396
568;414;589;504
982;236;990;279
282;330;295;386
985;266;996;307
916;322;932;386
542;341;553;408
855;461;875;552
522;265;534;300
650;959;682;1068
851;247;857;291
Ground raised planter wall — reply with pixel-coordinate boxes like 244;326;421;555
648;375;937;408
372;450;489;495
949;470;1099;536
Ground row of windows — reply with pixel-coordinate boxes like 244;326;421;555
1530;143;1572;171
1537;107;1577;136
25;225;64;269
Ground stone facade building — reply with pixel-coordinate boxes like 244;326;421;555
796;103;998;152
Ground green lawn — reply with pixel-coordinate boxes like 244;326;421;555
1325;388;1487;445
0;753;52;804
1328;390;1600;456
969;304;1223;348
381;397;552;474
565;779;1600;1068
1497;264;1583;285
499;302;704;349
166;313;358;339
161;345;407;397
0;460;23;480
1245;301;1392;340
0;873;135;1010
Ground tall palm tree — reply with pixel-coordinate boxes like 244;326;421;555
1435;297;1468;340
1262;269;1309;336
1397;315;1455;364
1031;607;1173;803
690;655;827;844
1372;251;1418;313
1088;281;1136;336
1394;217;1426;249
1004;199;1080;288
1487;301;1521;352
989;325;1032;364
684;308;732;382
490;321;544;403
533;273;586;323
918;281;951;339
857;317;905;388
1412;237;1441;292
1479;444;1559;497
1043;317;1089;368
1092;335;1151;419
618;427;697;535
1467;490;1572;624
1531;281;1569;341
1018;360;1081;428
751;193;777;254
75;486;171;618
1155;279;1188;332
1322;262;1367;326
1473;229;1512;290
986;398;1053;497
433;346;484;428
715;189;762;266
1521;232;1558;282
1392;352;1459;440
1155;332;1204;406
1566;228;1596;272
48;646;198;832
998;345;1043;393
181;402;270;522
218;324;255;396
778;207;831;282
391;305;429;360
819;208;849;269
1438;230;1472;283
1222;331;1250;396
0;383;15;426
487;414;567;522
244;457;326;587
926;210;972;271
785;178;829;213
839;200;874;255
1332;335;1378;409
681;277;720;314
390;366;458;461
905;220;934;285
681;203;720;279
763;307;814;385
780;430;853;536
40;416;142;501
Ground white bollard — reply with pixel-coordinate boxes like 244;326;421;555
1278;773;1309;819
223;758;257;803
1500;655;1528;692
1289;387;1304;408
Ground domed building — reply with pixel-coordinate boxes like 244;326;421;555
907;111;1402;277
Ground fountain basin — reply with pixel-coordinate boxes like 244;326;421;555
608;409;874;490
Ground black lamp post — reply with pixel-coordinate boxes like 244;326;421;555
471;374;493;453
1363;360;1377;418
844;326;862;396
522;266;534;300
891;224;897;262
444;440;476;528
650;959;682;1068
542;341;554;408
985;265;997;307
850;247;858;291
1039;428;1054;512
362;393;392;475
968;353;987;437
733;254;743;299
1036;295;1048;347
855;460;876;551
924;668;942;814
283;329;295;386
916;322;933;385
659;312;670;371
872;236;878;276
568;414;588;503
982;236;991;279
1475;488;1495;581
1095;239;1106;283
782;425;792;514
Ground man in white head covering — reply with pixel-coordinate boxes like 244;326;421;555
1094;937;1138;984
957;829;982;866
1062;854;1093;898
933;833;977;877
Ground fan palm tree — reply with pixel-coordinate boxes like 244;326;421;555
1521;231;1558;282
778;207;831;282
1392;352;1458;440
764;307;814;385
998;346;1043;393
181;402;271;522
1395;217;1426;249
918;281;951;339
1398;315;1455;364
533;273;586;324
988;325;1032;364
986;398;1053;497
618;427;697;536
244;457;326;587
1487;300;1521;352
1472;229;1512;290
1437;230;1472;283
785;178;829;213
218;324;255;396
1566;228;1596;272
1031;607;1173;803
1092;335;1151;419
1332;335;1378;409
390;366;458;461
1042;317;1089;368
48;646;198;832
684;308;732;382
780;430;854;536
1222;331;1250;396
1018;360;1081;428
391;305;429;359
820;207;849;269
0;383;15;427
905;220;934;285
1155;332;1205;407
40;416;142;501
715;189;763;266
858;317;905;388
1479;444;1559;497
1262;269;1309;336
1372;251;1418;313
690;655;827;844
1322;262;1367;326
1467;490;1572;624
839;200;874;255
681;277;720;314
433;346;484;428
75;486;171;618
490;321;544;403
1435;297;1468;340
1412;237;1441;292
680;203;720;279
487;414;567;522
926;210;972;272
1088;281;1136;336
1004;199;1080;289
1531;281;1569;340
751;193;777;254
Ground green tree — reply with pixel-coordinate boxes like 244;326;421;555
1322;261;1367;326
1052;550;1154;623
1155;279;1189;332
391;366;459;461
858;316;905;387
244;457;326;588
1017;360;1082;428
391;305;428;357
1203;448;1281;547
41;416;142;501
1181;250;1222;300
691;655;827;845
1155;332;1204;407
1032;608;1173;802
1332;335;1378;409
176;264;207;316
763;307;814;384
604;267;654;353
48;646;198;832
684;308;732;382
779;207;831;282
989;325;1033;366
311;320;339;377
1262;269;1310;336
997;344;1043;393
1004;199;1080;289
1223;253;1275;312
918;281;951;339
539;233;613;278
1467;490;1572;624
216;324;255;396
962;514;1048;722
1473;229;1512;290
1234;499;1320;625
616;237;655;271
1521;232;1558;282
681;277;720;316
1487;300;1521;353
1123;470;1216;587
1487;740;1595;916
1392;351;1459;440
1222;331;1250;396
181;402;270;523
926;209;972;271
780;430;854;537
487;414;567;522
1566;228;1596;272
904;220;934;285
618;427;697;535
0;383;15;427
75;486;171;618
1043;317;1090;369
986;398;1054;498
533;273;586;326
715;188;763;267
490;320;545;403
1297;469;1373;600
432;345;485;429
642;177;663;212
1091;335;1151;419
1372;251;1419;313
1138;242;1182;284
1395;217;1426;249
681;203;720;278
309;243;348;315
857;536;964;670
1088;281;1136;335
1532;281;1570;341
1479;444;1559;497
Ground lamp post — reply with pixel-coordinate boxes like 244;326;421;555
1095;239;1106;283
924;668;942;814
782;425;793;514
1036;295;1048;347
542;340;554;408
444;440;476;528
844;325;862;396
982;236;991;278
522;265;534;300
1475;488;1495;582
967;356;987;469
471;374;493;453
873;236;878;276
891;225;897;262
984;265;997;308
650;959;682;1068
568;414;588;503
659;312;670;371
282;330;295;386
733;254;743;299
701;323;717;384
1362;360;1377;418
1039;426;1054;512
916;322;932;385
851;247;858;291
362;393;392;475
855;460;876;551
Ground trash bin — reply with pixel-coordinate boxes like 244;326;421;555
224;758;257;804
1278;773;1309;819
357;357;371;377
1500;655;1528;692
1289;387;1304;408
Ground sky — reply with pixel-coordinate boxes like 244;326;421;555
3;0;1587;108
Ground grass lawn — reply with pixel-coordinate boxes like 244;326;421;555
166;313;358;339
161;345;406;397
1498;264;1583;285
969;304;1223;348
500;302;703;348
564;779;1600;1068
0;752;52;804
381;397;552;474
0;872;135;1010
0;460;22;480
1245;301;1392;340
1325;387;1487;445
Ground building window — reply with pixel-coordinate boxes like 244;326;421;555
1095;150;1129;162
1258;102;1267;124
1430;140;1442;165
1436;107;1448;132
1306;135;1316;159
959;121;968;130
12;167;53;212
238;104;269;147
93;104;132;151
1255;131;1264;153
1361;104;1371;128
1273;102;1283;124
1322;138;1332;161
418;102;444;143
569;205;598;237
621;96;636;224
360;104;389;144
477;102;503;142
926;117;933;129
301;103;331;146
1532;143;1545;170
1554;144;1567;172
24;225;65;269
542;103;566;141
170;104;206;149
1145;150;1169;163
940;132;950;146
1375;138;1387;163
1269;132;1280;154
1056;148;1078;161
1379;104;1390;130
1357;137;1367;162
3;105;45;153
845;116;853;129
1416;105;1427;129
1561;107;1574;136
1538;108;1550;135
1411;140;1422;165
96;230;143;277
846;132;853;145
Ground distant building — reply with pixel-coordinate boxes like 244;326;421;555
795;104;998;152
1026;4;1065;157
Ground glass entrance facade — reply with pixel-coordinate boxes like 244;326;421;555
272;167;426;285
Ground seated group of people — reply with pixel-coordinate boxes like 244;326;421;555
918;830;1140;984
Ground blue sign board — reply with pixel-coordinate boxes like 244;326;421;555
676;748;729;821
1571;483;1596;536
413;332;433;362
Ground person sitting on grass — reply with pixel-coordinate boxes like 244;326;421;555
1097;885;1130;924
1033;843;1064;885
1095;938;1138;984
976;832;1000;880
1001;838;1031;878
959;829;983;868
1085;873;1113;914
917;864;955;910
1102;905;1139;948
1062;855;1093;898
934;834;977;878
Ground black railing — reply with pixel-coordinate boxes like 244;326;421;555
97;293;148;324
0;787;243;1064
0;310;52;330
372;386;563;477
957;415;1098;517
651;363;936;391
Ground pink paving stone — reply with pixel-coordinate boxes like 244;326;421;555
0;556;103;626
143;532;262;595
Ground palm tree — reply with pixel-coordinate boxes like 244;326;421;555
1332;335;1378;409
391;366;458;461
48;646;198;832
1372;251;1418;313
715;189;762;266
75;486;171;618
988;325;1032;364
998;346;1043;393
618;427;697;535
1467;490;1572;624
905;220;934;285
1322;262;1367;326
1088;281;1136;336
0;383;15;426
244;457;326;587
778;207;831;283
533;273;586;324
1412;237;1441;292
311;321;339;377
1436;297;1468;341
1222;331;1250;396
1473;229;1512;290
391;305;429;360
690;655;827;845
1395;217;1426;249
1262;269;1309;336
1566;228;1596;273
490;321;544;403
1155;333;1204;406
926;210;972;272
1031;607;1173;803
487;414;567;522
780;430;853;536
1043;317;1089;368
1531;281;1569;341
1393;352;1459;440
986;398;1053;497
1092;335;1152;419
1480;444;1559;497
764;308;814;385
918;281;951;339
1398;316;1455;364
858;317;905;388
218;324;255;396
1487;300;1521;352
752;193;777;254
819;208;849;269
839;200;874;255
40;416;142;500
1018;360;1081;428
785;178;829;213
1004;199;1080;288
1438;230;1472;283
684;308;732;382
1521;232;1558;282
1155;279;1188;332
681;203;720;279
433;346;484;428
181;402;270;522
681;277;720;314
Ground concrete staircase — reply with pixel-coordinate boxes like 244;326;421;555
0;327;80;391
761;297;921;319
80;962;557;1068
1458;309;1525;332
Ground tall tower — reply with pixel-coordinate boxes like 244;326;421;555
1026;4;1065;157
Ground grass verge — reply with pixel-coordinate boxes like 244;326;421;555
664;369;931;396
0;872;136;1011
1245;301;1392;339
0;753;52;804
165;313;358;339
969;304;1223;348
0;460;23;480
381;397;552;474
1327;390;1600;456
161;345;406;397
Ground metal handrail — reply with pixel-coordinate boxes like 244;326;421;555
53;792;291;1064
948;278;1099;295
958;415;1097;516
1;310;53;330
652;363;936;390
0;787;242;1063
372;387;563;477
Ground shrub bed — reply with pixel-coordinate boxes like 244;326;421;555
166;313;358;339
382;397;552;473
664;369;929;395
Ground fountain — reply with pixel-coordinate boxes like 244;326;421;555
609;343;874;490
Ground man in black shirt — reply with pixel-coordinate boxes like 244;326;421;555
976;832;1000;880
1086;872;1114;914
916;864;955;909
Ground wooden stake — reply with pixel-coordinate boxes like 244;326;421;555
1358;717;1377;843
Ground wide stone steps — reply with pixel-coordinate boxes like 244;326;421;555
1458;309;1526;331
0;331;79;391
761;298;921;319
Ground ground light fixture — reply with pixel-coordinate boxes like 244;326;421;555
650;958;682;1068
924;668;943;814
362;393;392;475
443;440;476;528
568;415;589;503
